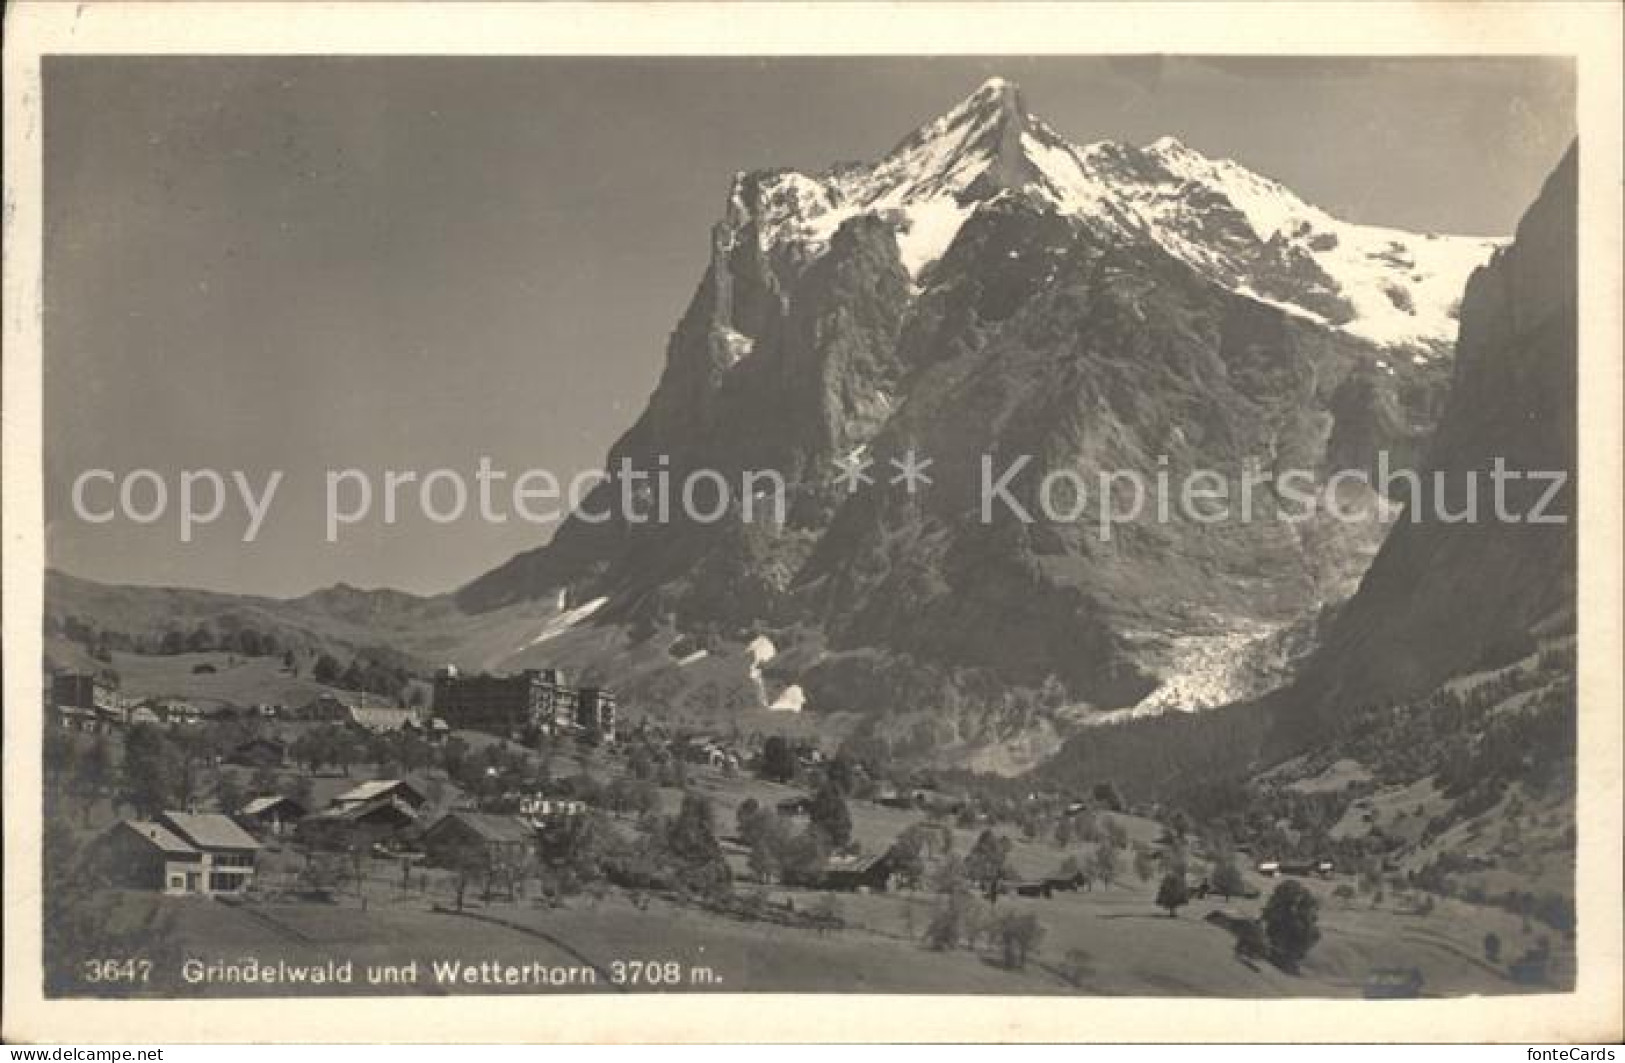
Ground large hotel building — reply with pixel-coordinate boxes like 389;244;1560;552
432;667;616;743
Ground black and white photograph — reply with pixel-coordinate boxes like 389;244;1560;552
4;0;1621;1046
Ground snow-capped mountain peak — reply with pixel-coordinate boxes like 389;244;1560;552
720;79;1498;353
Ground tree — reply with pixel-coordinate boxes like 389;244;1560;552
44;816;82;891
747;812;792;884
1133;847;1156;884
290;730;327;774
887;825;931;890
344;825;387;903
735;798;766;844
186;624;216;653
1210;855;1247;900
779;824;830;887
44;728;77;789
214;772;246;816
538;811;608;890
313;653;343;686
249;763;282;796
439;836;490;912
1091;841;1119;889
758;736;797;783
1103;816;1129;849
303;726;361;777
925;882;987;952
664;792;730;895
808;782;853;849
121;724;184;816
77;735;116;820
233;628;265;657
825;754;856;796
1155;872;1190;917
1358;860;1384;897
964;830;1012;903
1483;932;1502;965
440;736;470;780
1052;815;1074;848
994;911;1045;969
287;773;316;811
1262;880;1321;971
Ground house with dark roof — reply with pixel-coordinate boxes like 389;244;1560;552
421;811;536;870
297;777;440;846
237;795;308;837
297;797;418;849
87;812;261;895
821;852;900;892
226;736;288;769
331;778;431;813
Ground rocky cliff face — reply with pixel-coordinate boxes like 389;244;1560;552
1277;143;1577;745
456;79;1500;753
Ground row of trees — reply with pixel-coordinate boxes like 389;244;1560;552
50;613;295;663
45;722;227;819
309;652;418;703
733;783;856;887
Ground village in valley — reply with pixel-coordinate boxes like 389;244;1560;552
42;635;1572;999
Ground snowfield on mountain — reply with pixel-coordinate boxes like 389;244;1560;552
727;78;1496;354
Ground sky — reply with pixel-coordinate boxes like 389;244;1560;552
43;56;1575;598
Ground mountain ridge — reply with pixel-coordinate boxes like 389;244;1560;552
705;77;1497;352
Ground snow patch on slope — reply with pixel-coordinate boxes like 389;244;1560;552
1140;138;1496;349
768;685;805;713
893;197;976;277
524;596;609;648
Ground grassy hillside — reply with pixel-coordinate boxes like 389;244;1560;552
95;650;344;711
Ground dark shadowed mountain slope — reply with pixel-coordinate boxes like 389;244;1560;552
1275;141;1577;746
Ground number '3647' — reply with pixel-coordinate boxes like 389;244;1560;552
83;958;151;983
